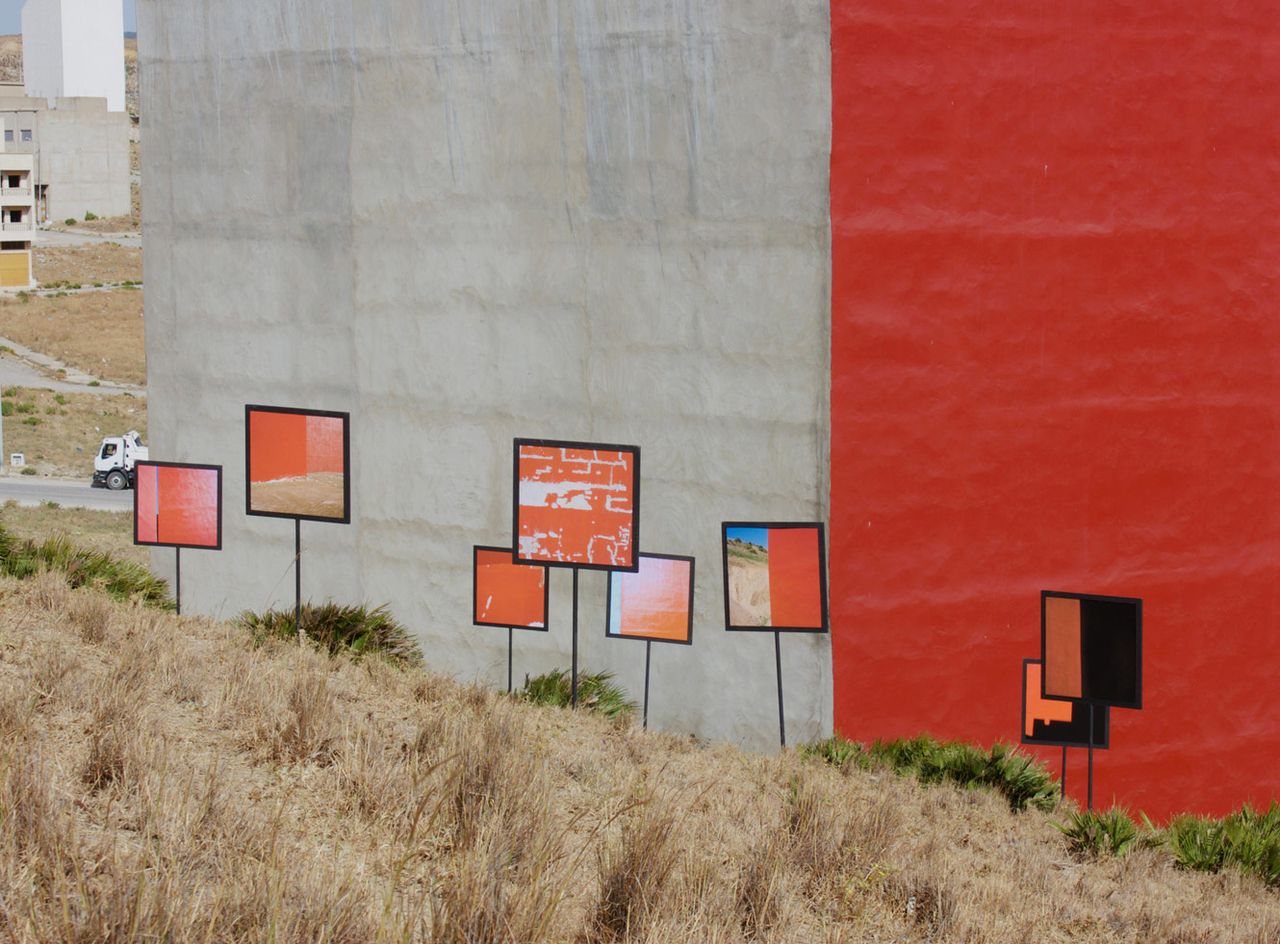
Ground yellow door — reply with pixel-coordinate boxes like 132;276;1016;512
0;251;30;287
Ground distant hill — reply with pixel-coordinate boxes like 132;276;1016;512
0;34;139;115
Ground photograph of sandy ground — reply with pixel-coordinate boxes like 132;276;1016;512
727;538;771;626
250;472;345;519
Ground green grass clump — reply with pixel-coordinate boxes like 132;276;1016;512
1;386;16;397
518;668;636;719
0;525;171;608
237;602;421;666
14;401;35;414
1058;808;1140;859
0;402;11;417
801;733;1059;813
1164;804;1280;886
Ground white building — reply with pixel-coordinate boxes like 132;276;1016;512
21;0;127;114
0;151;34;288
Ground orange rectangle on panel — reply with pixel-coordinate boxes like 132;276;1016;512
1043;595;1083;699
474;547;548;630
608;554;694;644
134;462;221;550
246;406;350;522
766;527;826;630
514;439;639;570
1024;660;1074;737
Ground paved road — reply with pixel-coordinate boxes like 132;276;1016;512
0;476;133;511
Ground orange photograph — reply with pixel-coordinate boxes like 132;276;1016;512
607;554;694;645
723;523;828;632
134;462;222;549
514;439;639;571
246;405;349;522
474;546;549;630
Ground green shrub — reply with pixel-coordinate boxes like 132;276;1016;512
0;402;11;417
798;735;870;770
64;218;76;226
802;733;1058;813
44;406;57;415
88;380;101;387
21;417;40;427
54;394;67;405
1058;808;1140;859
84;212;98;221
0;526;170;608
236;601;421;666
20;467;35;476
1165;804;1280;886
518;668;636;719
14;402;34;414
1;386;16;398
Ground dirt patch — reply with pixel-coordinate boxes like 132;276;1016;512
0;289;145;386
728;554;771;627
0;386;146;479
0;502;144;565
33;245;142;286
250;472;346;520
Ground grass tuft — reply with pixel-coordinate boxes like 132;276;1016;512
1058;808;1140;859
1163;804;1280;885
236;601;422;665
0;525;170;607
518;668;637;719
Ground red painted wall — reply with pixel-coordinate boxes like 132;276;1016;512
830;1;1280;819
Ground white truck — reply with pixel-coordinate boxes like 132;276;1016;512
92;430;149;490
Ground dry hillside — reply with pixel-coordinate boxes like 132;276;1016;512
1;569;1278;942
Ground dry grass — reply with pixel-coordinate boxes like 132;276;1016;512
0;289;145;385
0;502;143;565
32;244;143;285
1;580;1279;941
0;386;146;478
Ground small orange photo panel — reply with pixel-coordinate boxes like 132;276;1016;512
133;462;222;550
607;553;695;645
1021;659;1109;749
246;405;350;523
722;523;828;633
473;546;549;630
513;438;640;572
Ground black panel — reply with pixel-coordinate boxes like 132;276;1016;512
1021;659;1110;749
1080;598;1142;709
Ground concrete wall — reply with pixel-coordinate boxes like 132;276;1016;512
23;0;128;113
37;98;131;220
140;0;833;750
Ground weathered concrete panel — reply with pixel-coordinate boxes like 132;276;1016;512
141;0;831;750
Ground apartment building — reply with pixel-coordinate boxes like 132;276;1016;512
0;150;34;289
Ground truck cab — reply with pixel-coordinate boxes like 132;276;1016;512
92;431;149;490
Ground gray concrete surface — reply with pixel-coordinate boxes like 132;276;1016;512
0;342;145;395
0;475;132;510
139;0;833;751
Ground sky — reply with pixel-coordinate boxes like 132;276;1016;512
0;0;137;35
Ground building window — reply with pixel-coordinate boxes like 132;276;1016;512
3;131;11;143
20;130;32;142
6;176;18;189
8;210;21;224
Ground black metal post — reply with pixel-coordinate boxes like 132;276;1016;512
1087;703;1095;811
571;568;579;708
643;639;652;730
174;546;181;616
507;627;514;694
774;631;786;748
1061;744;1067;797
295;518;303;642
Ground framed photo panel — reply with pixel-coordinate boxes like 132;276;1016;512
473;546;550;631
1041;590;1142;709
1021;659;1109;749
606;553;695;645
512;438;640;572
722;522;828;633
245;405;351;524
134;461;222;550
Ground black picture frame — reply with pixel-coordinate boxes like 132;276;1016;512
472;545;551;632
605;552;696;646
132;460;224;550
1039;589;1143;710
244;404;352;525
721;522;830;634
511;437;641;573
1021;658;1110;750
